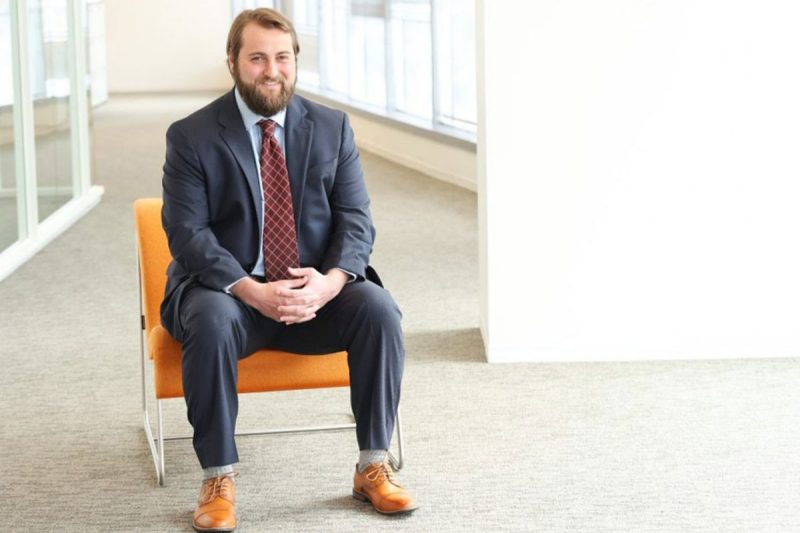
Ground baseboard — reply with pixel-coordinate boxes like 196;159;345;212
356;139;477;192
0;185;104;282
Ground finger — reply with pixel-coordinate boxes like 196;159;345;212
274;277;307;289
288;267;316;277
275;287;313;299
276;304;302;315
277;290;319;304
280;302;319;322
282;312;316;325
274;284;313;298
278;302;320;316
279;302;303;312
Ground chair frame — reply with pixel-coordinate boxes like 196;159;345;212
135;232;404;487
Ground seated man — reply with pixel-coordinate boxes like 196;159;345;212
160;8;417;532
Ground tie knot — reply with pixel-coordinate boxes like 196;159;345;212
257;119;277;136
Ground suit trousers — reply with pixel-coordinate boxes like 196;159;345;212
169;279;405;469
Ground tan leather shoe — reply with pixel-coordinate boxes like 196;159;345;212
192;473;237;532
352;462;419;515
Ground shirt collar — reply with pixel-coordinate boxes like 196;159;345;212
234;87;287;130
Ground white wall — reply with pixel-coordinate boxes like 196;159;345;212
478;1;800;362
105;0;232;93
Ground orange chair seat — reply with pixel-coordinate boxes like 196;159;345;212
148;325;350;399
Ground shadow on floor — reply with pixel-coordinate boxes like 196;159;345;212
405;327;485;364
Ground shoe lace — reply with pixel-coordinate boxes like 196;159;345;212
365;463;400;487
200;473;236;505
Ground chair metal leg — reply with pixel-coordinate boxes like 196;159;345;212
140;332;165;485
157;400;165;485
142;406;164;486
387;408;405;471
225;422;356;438
139;257;165;486
141;395;166;486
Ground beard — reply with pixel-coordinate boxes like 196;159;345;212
233;64;296;117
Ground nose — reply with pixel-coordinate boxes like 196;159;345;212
264;60;279;78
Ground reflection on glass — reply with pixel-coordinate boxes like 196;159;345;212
434;0;476;132
86;0;108;107
0;0;19;252
295;0;321;87
292;0;476;138
29;0;74;222
349;7;386;107
319;0;349;95
390;1;432;119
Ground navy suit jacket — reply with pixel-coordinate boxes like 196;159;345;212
160;89;376;335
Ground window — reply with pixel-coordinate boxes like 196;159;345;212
231;0;476;141
0;2;12;106
0;0;103;281
432;0;476;133
231;0;276;12
0;0;107;107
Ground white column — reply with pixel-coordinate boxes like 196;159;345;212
10;0;38;238
477;1;800;362
68;0;91;196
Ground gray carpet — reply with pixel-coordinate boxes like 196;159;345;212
1;93;799;532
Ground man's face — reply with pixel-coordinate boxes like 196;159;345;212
230;23;297;116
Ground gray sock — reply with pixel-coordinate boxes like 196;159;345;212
358;449;387;472
203;464;235;480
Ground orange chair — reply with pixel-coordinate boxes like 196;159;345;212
134;198;404;485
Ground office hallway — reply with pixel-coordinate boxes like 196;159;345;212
0;94;798;532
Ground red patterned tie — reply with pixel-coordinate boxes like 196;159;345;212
257;119;300;281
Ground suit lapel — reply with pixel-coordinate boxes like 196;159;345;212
217;90;263;227
284;97;312;224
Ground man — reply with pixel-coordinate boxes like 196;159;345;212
160;8;417;532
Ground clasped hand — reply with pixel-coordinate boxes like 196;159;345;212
231;267;348;325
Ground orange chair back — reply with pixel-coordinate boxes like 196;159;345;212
134;198;171;336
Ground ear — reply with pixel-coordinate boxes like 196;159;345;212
227;53;235;73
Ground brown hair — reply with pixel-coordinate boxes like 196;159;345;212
227;8;300;61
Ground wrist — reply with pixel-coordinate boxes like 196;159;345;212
230;276;260;301
325;269;348;291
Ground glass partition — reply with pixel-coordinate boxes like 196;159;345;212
29;0;75;222
0;0;19;253
0;0;104;283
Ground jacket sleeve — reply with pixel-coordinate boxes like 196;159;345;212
319;113;376;279
161;122;249;290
